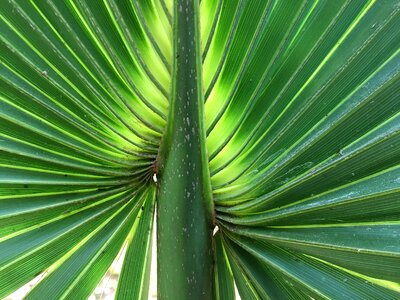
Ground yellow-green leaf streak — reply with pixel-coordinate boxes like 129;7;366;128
157;0;214;299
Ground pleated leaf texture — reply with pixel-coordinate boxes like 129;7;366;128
1;0;400;299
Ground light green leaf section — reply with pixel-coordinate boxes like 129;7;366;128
116;188;155;300
24;187;153;300
226;233;400;300
213;232;235;300
206;0;400;298
0;0;164;298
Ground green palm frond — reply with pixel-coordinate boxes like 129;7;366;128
1;0;399;299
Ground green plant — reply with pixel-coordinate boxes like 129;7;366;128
1;0;399;299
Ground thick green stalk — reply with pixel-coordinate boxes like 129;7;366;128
157;0;214;299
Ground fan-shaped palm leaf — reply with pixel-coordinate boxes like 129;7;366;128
0;0;399;299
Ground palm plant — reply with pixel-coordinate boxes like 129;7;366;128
1;0;399;299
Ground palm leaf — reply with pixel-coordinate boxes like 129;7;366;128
1;0;399;299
